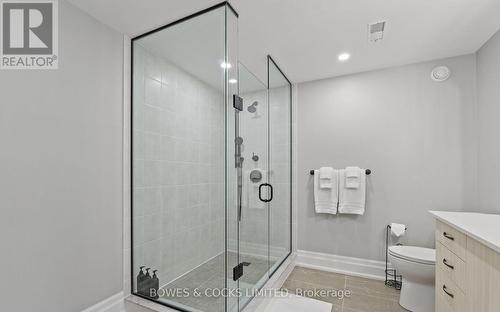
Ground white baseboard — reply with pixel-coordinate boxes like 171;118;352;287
295;250;387;281
81;292;126;312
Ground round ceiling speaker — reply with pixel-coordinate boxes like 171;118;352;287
431;66;451;82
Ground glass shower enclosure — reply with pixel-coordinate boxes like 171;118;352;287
131;2;292;311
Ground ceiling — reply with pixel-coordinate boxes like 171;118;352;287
136;7;226;91
67;0;500;83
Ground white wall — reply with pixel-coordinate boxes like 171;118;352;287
297;55;477;261
477;29;500;214
0;1;124;311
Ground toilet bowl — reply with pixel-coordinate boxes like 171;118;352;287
388;245;435;312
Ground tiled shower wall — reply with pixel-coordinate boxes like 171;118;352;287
132;45;225;287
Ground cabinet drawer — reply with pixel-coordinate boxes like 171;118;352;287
436;291;454;312
436;267;466;312
436;242;466;291
436;221;466;260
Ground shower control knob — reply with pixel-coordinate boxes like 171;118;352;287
250;169;262;182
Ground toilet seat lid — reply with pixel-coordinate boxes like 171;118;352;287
389;245;435;265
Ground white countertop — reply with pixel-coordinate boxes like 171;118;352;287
430;211;500;253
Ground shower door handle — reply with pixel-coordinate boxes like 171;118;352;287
259;183;273;203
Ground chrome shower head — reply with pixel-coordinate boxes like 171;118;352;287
247;101;258;113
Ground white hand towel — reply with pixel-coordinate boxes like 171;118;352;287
314;169;339;214
319;167;334;189
338;169;366;215
345;166;362;189
390;223;406;237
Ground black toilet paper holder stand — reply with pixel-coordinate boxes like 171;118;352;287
385;224;407;290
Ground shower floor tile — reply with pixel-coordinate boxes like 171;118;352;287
160;251;269;312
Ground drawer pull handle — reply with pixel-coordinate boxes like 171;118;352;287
443;232;455;241
442;258;454;269
443;285;454;298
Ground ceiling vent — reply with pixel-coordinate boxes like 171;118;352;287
368;21;386;43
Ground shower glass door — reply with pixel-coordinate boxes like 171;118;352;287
237;64;270;308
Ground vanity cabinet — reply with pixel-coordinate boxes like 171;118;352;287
435;219;500;312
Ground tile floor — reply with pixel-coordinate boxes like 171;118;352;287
160;252;269;312
281;267;408;312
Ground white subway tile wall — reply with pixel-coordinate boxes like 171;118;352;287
132;45;225;287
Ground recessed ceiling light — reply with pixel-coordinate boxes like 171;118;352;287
229;79;237;84
431;66;451;82
220;62;232;69
338;53;350;62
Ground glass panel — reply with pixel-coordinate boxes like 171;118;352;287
268;57;292;274
132;6;229;311
225;6;240;312
237;63;270;308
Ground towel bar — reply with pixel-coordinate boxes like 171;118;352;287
309;169;371;175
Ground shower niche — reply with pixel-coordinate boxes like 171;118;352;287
131;2;292;311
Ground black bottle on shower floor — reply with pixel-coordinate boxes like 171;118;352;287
151;270;159;299
137;266;146;295
138;267;152;297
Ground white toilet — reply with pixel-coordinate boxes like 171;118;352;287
388;245;436;312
